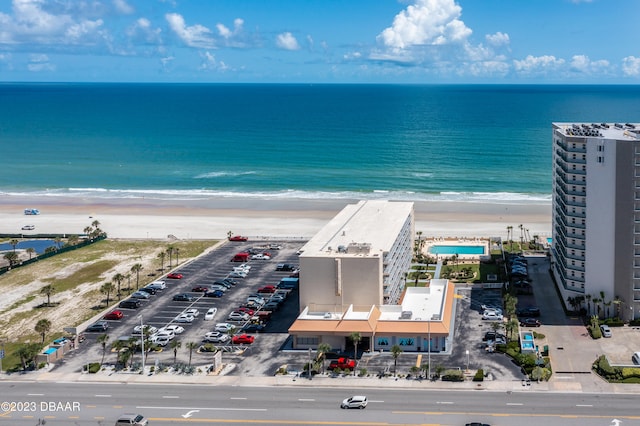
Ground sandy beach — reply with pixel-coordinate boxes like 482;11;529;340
0;195;552;241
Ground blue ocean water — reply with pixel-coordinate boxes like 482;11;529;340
1;83;638;204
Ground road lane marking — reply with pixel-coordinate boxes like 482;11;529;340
95;394;111;397
436;401;453;404
230;397;247;400
298;399;315;402
163;396;180;399
506;403;523;406
137;406;267;411
576;404;593;407
27;393;44;396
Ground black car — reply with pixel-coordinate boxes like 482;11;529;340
138;287;156;295
241;323;265;333
276;263;297;271
213;280;233;289
119;299;141;309
517;306;541;317
221;278;238;286
173;293;195;302
86;321;109;332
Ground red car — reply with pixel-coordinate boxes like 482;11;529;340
329;357;357;371
191;286;210;292
257;285;277;294
103;310;124;320
232;334;255;344
229;235;248;241
167;273;183;279
236;307;255;316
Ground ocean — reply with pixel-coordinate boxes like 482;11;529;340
1;83;639;205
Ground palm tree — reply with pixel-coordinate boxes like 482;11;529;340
604;300;612;319
15;343;41;371
40;284;55;307
592;296;602;318
186;342;198;366
390;344;403;376
518;224;524;250
506;226;513;246
504;318;518;341
35;318;52;343
317;342;331;373
100;282;115;307
349;331;362;375
585;294;592;316
3;252;19;268
131;263;143;290
175;247;180;266
166;246;174;269
9;238;19;252
97;333;110;365
26;247;36;260
113;273;125;300
157;251;166;272
171;339;182;364
67;235;79;246
612;295;622;319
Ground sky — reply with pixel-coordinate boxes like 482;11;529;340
0;0;639;84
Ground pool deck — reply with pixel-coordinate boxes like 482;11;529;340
423;237;491;261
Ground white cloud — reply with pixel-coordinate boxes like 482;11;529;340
622;56;640;77
570;55;610;74
485;32;509;47
199;51;229;71
126;17;162;46
377;0;472;49
27;52;54;71
217;18;243;39
165;13;214;49
513;55;565;75
276;32;300;50
113;0;134;15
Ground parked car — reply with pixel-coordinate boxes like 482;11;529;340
228;270;248;278
229;235;248;241
329;357;357;371
132;325;157;336
517;306;541;317
119;299;141;309
632;352;640;365
204;290;224;298
251;253;271;260
191;285;211;292
257;285;277;294
340;395;367;409
152;330;175;341
246;296;265;305
203;331;231;343
465;423;490;426
228;312;250;322
241;323;265;333
520;318;541;327
231;334;255;344
268;244;282;250
150;335;171;346
131;291;150;299
204;308;218;321
215;323;236;333
222;278;239;285
167;272;183;279
482;311;504;321
174;314;195;323
276;263;297;271
143;285;163;293
173;293;194;302
148;280;167;290
184;308;200;317
138;287;156;295
263;301;280;311
208;285;228;293
160;325;184;335
600;324;612;337
104;310;124;320
86;321;109;332
213;280;232;288
236;307;255;316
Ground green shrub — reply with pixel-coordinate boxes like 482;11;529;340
532;331;545;339
603;318;624;327
630;319;640;327
441;369;464;382
621;367;640;379
358;368;367;377
588;325;602;339
86;362;101;374
473;369;484;382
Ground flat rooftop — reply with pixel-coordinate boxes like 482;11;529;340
379;279;447;322
553;122;640;140
300;200;413;257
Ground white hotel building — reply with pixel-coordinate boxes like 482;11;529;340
551;122;640;320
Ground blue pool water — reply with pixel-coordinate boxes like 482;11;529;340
547;237;552;244
0;239;57;254
522;342;534;350
428;245;485;255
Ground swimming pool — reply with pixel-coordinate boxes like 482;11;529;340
428;245;486;255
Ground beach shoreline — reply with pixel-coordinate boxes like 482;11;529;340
0;194;552;240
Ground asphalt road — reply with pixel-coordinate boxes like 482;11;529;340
0;382;637;426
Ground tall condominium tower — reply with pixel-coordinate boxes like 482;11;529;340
551;122;640;321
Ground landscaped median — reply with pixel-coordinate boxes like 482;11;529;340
592;355;640;383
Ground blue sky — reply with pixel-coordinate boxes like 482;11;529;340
0;0;639;83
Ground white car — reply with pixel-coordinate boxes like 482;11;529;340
152;330;175;340
132;325;157;336
246;296;265;305
203;331;231;343
148;281;167;290
209;285;228;292
227;312;250;322
251;253;271;260
160;325;184;334
482;311;504;321
131;291;150;299
204;308;218;321
215;323;236;333
22;224;35;230
235;263;252;271
174;314;195;323
268;244;282;250
150;335;171;347
184;308;200;317
228;270;248;278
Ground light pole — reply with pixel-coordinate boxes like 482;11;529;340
308;347;312;380
465;349;470;373
138;315;145;374
427;320;431;380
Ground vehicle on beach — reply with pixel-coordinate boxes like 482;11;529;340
24;208;40;215
21;224;35;230
229;235;248;241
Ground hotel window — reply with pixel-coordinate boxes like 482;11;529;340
398;338;414;346
377;337;389;346
297;337;319;345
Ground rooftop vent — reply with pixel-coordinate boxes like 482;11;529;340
337;245;347;253
399;311;413;320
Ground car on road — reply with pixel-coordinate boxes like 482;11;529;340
340;395;367;409
251;253;271;260
174;313;195;323
600;324;612;337
465;423;490;426
204;308;218;321
160;324;185;334
215;323;236;333
173;293;195;302
519;318;541;327
229;235;248;241
115;413;149;426
167;272;183;279
204;290;224;298
228;312;250;322
231;334;255;344
148;281;166;290
329;357;357;371
22;224;35;230
86;321;109;332
482;311;504;321
104;310;124;320
131;291;150;299
203;331;231;343
276;263;297;271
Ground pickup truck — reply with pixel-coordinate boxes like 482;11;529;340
328;357;357;371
